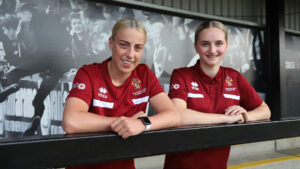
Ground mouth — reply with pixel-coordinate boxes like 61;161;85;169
122;60;133;64
207;55;219;58
121;59;134;67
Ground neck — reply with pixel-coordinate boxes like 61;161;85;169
200;62;220;78
108;61;131;86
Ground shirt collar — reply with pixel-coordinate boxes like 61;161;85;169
193;59;223;84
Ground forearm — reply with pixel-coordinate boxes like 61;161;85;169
62;111;118;134
148;93;181;131
247;102;271;122
148;109;181;130
179;108;231;125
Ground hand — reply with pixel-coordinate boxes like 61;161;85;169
226;114;244;124
225;105;248;123
110;115;145;139
131;111;146;119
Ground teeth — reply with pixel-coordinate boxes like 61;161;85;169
123;60;132;64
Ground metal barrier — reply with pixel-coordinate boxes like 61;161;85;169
0;1;298;169
1;119;300;169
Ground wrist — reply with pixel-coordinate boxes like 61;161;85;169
138;117;151;131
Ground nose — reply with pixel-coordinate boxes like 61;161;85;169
208;45;217;54
127;46;135;59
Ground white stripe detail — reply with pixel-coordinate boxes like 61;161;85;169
187;93;204;98
132;96;149;105
223;94;240;100
93;99;114;108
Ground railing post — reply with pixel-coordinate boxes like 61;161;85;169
265;0;286;120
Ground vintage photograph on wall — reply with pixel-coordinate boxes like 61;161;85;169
0;0;266;138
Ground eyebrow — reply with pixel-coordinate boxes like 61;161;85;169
199;40;225;43
119;40;144;46
119;40;130;44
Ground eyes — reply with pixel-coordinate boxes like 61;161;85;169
118;41;144;52
199;40;225;48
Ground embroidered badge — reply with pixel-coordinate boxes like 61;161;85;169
131;78;141;90
225;76;233;86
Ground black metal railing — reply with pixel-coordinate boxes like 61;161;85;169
1;119;300;169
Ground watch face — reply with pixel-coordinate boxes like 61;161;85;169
139;117;151;125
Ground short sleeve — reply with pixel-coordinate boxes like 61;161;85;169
148;67;165;98
168;69;188;101
239;73;263;111
67;67;93;106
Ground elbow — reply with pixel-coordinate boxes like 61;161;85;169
174;109;182;127
62;118;78;134
167;109;181;127
266;109;271;120
264;103;271;120
175;112;182;127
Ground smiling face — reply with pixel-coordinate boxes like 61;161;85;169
71;18;83;34
3;27;17;40
109;27;146;76
194;27;228;68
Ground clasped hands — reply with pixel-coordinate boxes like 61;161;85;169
110;111;147;139
224;105;248;124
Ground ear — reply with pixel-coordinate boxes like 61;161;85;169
224;41;229;52
194;43;199;54
108;37;113;51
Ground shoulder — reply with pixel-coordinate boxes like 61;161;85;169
221;66;243;79
222;66;240;74
80;62;102;72
134;64;154;75
136;63;151;71
172;66;194;76
76;62;102;78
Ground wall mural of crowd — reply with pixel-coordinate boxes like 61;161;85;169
0;0;266;138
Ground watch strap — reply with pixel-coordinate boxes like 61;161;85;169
138;117;151;131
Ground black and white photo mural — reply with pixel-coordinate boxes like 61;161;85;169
0;0;266;138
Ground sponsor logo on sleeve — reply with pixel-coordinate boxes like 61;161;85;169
171;84;180;90
73;83;86;90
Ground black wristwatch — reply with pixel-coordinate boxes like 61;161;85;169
138;117;151;131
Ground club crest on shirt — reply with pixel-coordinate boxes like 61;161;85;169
133;88;147;95
131;78;141;90
225;76;233;86
73;83;86;90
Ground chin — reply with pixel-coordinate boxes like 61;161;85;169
119;66;135;74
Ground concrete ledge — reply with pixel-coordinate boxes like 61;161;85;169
135;137;300;169
228;137;300;169
135;155;165;169
228;154;300;169
276;137;300;151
